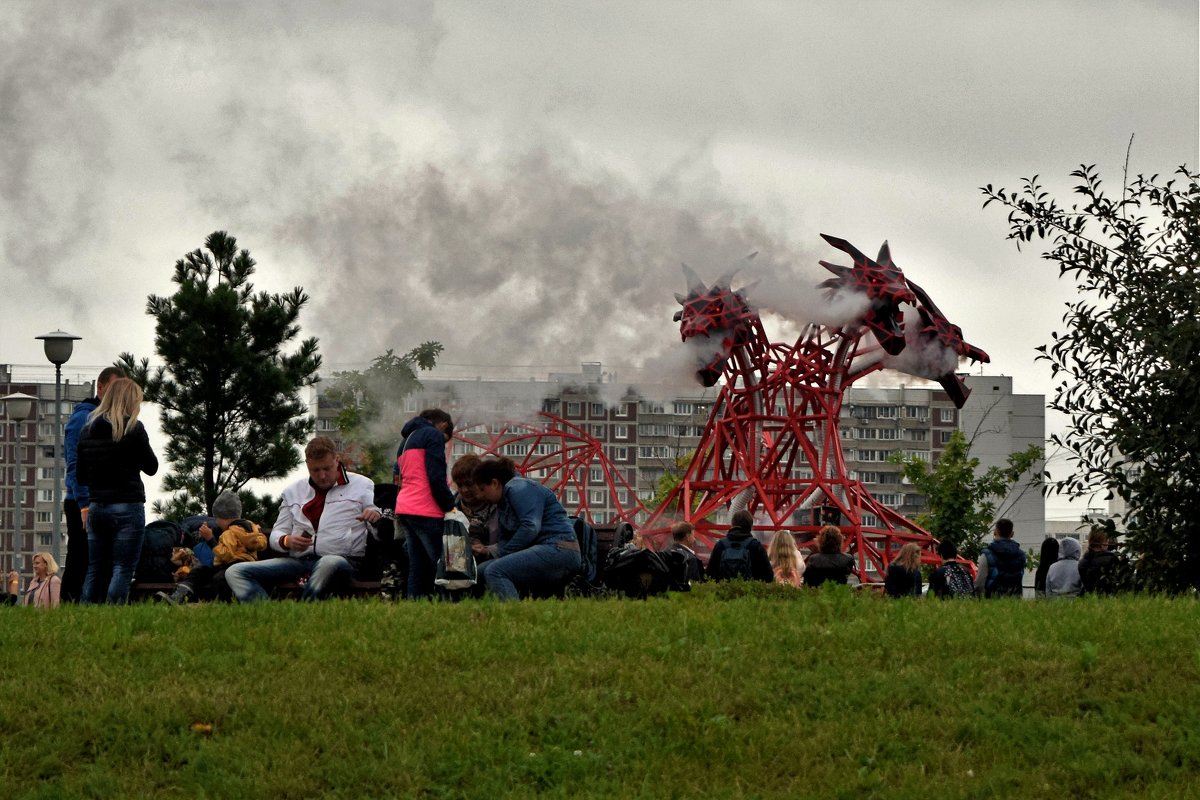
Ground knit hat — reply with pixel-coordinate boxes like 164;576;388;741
212;490;242;520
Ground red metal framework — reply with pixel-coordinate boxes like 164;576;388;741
635;235;990;581
447;235;987;584
453;413;645;526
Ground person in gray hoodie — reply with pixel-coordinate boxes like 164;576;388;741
1045;536;1082;598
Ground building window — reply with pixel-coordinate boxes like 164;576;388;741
39;467;55;480
908;429;928;442
639;401;665;414
39;533;52;547
590;402;605;417
613;424;628;439
588;489;606;505
316;418;336;431
861;513;879;527
542;399;560;414
617;489;628;504
673;402;693;415
904;405;927;420
878;428;899;440
566;489;579;505
36;511;52;523
938;430;955;445
615;402;629;418
939;408;956;423
38;489;54;503
566;402;582;417
589;467;603;483
877;406;898;419
607;446;629;461
856;428;877;440
877;493;901;506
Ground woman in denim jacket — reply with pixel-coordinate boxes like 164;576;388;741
471;457;581;600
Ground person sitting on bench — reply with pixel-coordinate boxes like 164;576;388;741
226;436;381;602
470;457;580;601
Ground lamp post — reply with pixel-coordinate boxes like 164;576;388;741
2;393;36;576
36;330;81;564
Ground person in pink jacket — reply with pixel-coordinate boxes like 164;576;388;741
11;553;62;608
395;409;455;599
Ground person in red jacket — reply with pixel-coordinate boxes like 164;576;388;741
395;409;455;599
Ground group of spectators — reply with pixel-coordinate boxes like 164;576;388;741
1033;525;1125;598
2;367;1133;607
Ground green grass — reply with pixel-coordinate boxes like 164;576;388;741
2;586;1198;799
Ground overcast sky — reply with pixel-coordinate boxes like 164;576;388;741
2;1;1196;517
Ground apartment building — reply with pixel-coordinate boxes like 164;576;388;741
1;364;95;577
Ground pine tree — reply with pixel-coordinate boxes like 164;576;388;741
121;231;322;518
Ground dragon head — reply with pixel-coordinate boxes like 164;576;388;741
673;264;757;387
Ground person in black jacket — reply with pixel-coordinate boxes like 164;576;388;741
884;542;923;598
706;511;773;583
1079;527;1122;596
76;378;158;604
804;525;857;587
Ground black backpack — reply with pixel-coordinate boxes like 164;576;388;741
136;519;193;583
569;516;599;583
718;537;755;581
941;563;975;598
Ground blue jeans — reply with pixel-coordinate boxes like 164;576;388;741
479;542;581;601
225;555;357;602
83;502;146;605
400;515;444;600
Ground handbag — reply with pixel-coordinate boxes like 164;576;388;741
435;510;477;590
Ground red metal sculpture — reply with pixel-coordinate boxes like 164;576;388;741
638;234;989;579
453;235;988;583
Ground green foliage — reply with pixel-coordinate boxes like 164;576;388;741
153;489;279;526
983;164;1200;592
322;344;443;482
120;231;321;516
2;595;1199;798
891;430;1042;561
648;450;692;510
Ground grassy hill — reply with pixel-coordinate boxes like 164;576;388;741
2;585;1197;799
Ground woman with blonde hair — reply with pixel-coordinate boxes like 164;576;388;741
884;542;924;598
77;377;159;604
768;530;805;587
16;553;62;608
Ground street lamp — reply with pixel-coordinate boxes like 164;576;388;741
35;330;81;564
2;393;36;576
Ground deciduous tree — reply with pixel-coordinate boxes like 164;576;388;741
982;164;1200;591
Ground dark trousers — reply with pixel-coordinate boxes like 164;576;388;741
61;499;88;603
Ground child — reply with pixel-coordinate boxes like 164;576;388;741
767;530;805;587
158;490;266;604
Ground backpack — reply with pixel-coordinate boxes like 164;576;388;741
569;516;599;583
603;545;670;598
942;563;975;598
718;536;755;581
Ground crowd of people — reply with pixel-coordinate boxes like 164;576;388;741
5;368;1132;607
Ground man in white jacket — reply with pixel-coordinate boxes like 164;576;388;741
226;436;381;602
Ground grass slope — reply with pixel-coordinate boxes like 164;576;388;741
1;585;1198;799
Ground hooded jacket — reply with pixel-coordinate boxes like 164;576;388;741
213;519;269;566
1045;537;1082;598
395;416;455;518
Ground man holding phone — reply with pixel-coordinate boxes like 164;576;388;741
226;436;381;602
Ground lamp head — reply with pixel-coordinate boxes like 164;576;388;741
35;330;82;366
1;392;36;422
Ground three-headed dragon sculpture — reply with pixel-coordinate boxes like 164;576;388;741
454;235;989;581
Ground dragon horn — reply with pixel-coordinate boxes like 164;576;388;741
681;262;707;295
820;233;868;264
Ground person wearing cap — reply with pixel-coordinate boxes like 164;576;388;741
225;436;381;602
157;489;267;604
